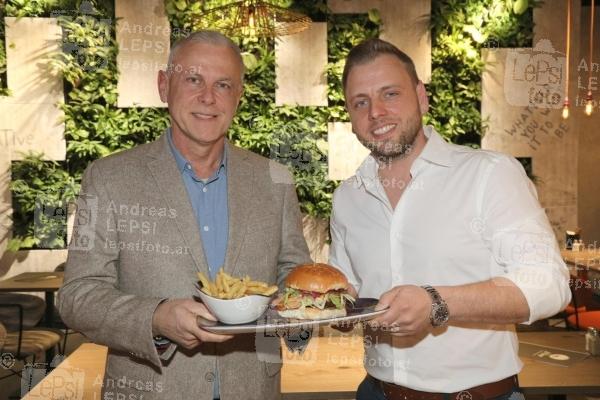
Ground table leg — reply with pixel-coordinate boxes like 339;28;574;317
44;291;57;362
44;291;55;327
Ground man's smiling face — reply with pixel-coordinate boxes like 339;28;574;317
344;54;428;161
158;41;243;148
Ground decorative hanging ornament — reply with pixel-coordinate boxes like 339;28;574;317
585;0;595;116
195;0;312;38
562;0;572;119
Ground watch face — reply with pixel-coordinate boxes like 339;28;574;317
432;303;449;326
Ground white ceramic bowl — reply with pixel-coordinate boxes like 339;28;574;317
197;291;271;324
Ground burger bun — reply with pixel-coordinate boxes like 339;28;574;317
285;263;348;294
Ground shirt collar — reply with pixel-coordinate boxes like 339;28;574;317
167;128;228;178
416;125;455;168
355;125;456;186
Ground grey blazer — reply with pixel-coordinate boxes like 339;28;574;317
58;134;311;400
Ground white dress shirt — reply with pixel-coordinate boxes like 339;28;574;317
329;125;571;392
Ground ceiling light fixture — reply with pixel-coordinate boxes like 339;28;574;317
196;0;312;38
562;0;572;119
585;0;595;116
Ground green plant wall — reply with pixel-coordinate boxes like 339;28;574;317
1;0;535;250
427;0;537;146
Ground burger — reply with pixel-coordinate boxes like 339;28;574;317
275;263;355;320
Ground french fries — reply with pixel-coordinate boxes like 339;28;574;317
197;269;278;299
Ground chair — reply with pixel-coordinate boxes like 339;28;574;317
564;303;586;315
553;300;586;329
0;322;6;348
0;304;62;381
544;272;585;329
0;293;45;331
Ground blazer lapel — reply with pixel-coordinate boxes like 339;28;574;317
145;134;209;275
224;143;255;277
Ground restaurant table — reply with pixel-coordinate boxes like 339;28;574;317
19;330;600;400
20;343;107;400
281;331;600;399
517;331;600;395
562;248;600;309
0;271;64;327
561;249;600;272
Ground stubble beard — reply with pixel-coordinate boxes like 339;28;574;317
357;112;422;163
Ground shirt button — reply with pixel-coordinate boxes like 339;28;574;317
203;226;209;232
205;372;215;382
186;164;192;170
202;187;208;193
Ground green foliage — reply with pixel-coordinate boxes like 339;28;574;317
327;13;380;121
5;0;168;249
9;154;79;250
0;2;9;96
49;11;169;173
427;0;537;146
5;0;60;17
2;0;537;250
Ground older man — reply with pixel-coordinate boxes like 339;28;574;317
58;31;310;400
330;38;571;400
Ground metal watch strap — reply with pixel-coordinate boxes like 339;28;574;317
421;285;449;327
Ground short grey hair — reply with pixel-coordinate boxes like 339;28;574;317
167;30;245;80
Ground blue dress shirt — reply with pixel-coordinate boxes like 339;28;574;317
167;130;229;280
167;130;228;399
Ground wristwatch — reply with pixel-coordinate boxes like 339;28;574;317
421;285;449;327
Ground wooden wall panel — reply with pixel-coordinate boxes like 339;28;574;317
0;18;67;274
275;23;328;106
575;5;600;244
0;17;65;161
0;153;10;269
302;215;329;263
482;46;578;244
116;0;170;108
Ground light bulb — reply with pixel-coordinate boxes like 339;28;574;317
248;10;255;28
585;91;593;116
586;100;593;115
562;103;570;119
561;98;570;119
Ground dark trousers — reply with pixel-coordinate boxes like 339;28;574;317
356;375;388;400
356;375;524;400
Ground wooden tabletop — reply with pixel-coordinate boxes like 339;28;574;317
518;331;600;394
23;330;599;400
0;271;64;292
21;343;107;400
282;330;600;398
281;331;364;399
561;249;600;271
